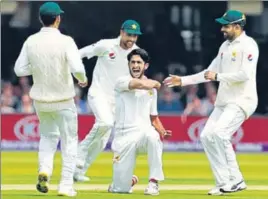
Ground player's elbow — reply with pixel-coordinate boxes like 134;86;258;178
14;66;25;77
240;71;250;81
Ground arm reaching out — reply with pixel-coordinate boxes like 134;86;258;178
163;53;220;87
79;40;106;59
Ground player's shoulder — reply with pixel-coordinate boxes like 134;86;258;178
219;40;229;50
60;34;75;43
242;33;258;49
97;38;119;47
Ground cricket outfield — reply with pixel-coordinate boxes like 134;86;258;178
2;152;268;199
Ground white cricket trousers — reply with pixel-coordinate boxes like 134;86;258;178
36;103;78;187
200;104;246;187
76;94;114;175
110;127;164;193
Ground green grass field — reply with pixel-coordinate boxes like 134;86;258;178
2;152;268;199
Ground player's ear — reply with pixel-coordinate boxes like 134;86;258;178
145;63;149;70
120;30;124;37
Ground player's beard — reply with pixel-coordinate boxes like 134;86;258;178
123;40;134;49
223;31;235;41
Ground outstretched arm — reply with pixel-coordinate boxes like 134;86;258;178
79;40;106;59
163;54;219;87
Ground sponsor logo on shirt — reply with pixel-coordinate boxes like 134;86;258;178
109;52;116;59
248;54;253;61
148;90;153;96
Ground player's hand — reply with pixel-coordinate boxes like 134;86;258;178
78;80;88;88
204;71;217;81
163;74;182;87
162;130;172;139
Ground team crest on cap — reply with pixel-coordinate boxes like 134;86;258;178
131;24;137;29
248;54;253;61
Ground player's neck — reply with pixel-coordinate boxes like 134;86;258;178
45;23;59;29
119;42;128;50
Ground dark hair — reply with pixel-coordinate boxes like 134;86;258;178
127;49;150;63
40;14;58;26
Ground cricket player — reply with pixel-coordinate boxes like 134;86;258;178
108;49;172;195
74;20;142;181
14;2;87;197
163;10;259;195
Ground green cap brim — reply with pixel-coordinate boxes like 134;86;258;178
60;10;64;14
124;29;142;35
215;18;230;25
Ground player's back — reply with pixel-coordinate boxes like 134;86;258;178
26;28;75;102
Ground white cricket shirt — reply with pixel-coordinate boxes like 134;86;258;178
114;76;158;131
181;32;259;118
79;37;139;98
14;27;87;111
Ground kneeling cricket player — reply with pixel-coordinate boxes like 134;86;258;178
108;49;172;195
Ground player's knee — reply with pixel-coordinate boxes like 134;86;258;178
200;131;213;143
213;130;230;141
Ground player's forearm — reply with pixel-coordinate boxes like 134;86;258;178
129;79;160;90
181;71;210;86
150;115;166;135
217;70;249;83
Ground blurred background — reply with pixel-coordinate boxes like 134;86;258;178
1;1;268;152
1;0;268;116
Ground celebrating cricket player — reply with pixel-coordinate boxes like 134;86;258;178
14;2;87;197
108;49;172;195
74;20;142;181
163;10;259;195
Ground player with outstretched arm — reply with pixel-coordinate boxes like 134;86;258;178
164;10;259;196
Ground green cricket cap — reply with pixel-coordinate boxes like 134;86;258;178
215;10;246;26
121;19;142;35
39;2;64;16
